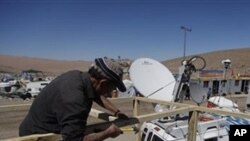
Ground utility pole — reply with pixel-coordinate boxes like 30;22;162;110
180;26;192;60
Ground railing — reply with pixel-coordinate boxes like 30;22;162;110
1;97;250;141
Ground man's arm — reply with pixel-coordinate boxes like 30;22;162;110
94;95;129;119
94;95;119;114
83;124;122;141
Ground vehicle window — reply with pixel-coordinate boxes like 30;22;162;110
152;135;164;141
205;137;217;141
148;132;153;141
141;128;148;141
141;133;146;141
41;83;49;85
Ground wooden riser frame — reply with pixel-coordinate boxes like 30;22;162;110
1;97;250;141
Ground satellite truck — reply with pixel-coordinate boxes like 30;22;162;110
128;56;238;141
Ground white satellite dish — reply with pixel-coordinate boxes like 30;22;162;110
129;58;176;101
189;81;207;105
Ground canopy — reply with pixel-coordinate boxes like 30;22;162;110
22;69;42;73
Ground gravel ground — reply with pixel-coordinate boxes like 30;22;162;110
0;94;248;140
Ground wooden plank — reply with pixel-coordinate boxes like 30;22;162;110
136;107;194;123
135;96;193;108
89;109;117;121
195;106;250;119
133;99;141;141
0;106;117;122
108;97;134;103
187;111;199;141
133;99;139;116
4;118;139;141
3;133;61;141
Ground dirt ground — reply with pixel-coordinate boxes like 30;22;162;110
0;94;248;140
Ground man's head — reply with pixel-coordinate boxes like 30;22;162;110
88;57;126;97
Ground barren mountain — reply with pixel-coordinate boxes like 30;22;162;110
0;47;250;75
0;55;92;75
163;47;250;74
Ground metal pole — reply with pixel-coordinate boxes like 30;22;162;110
181;26;192;61
184;30;186;60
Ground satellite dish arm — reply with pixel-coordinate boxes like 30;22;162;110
173;56;206;102
172;66;187;102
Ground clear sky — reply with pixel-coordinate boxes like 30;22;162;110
0;0;250;61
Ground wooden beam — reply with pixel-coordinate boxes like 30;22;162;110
133;98;141;141
195;106;250;119
187;111;199;141
5;118;139;141
108;97;134;103
136;107;194;123
89;109;117;121
133;99;139;116
135;96;193;108
3;133;61;141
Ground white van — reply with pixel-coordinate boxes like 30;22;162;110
141;117;229;141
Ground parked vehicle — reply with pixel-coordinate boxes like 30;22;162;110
141;117;229;141
25;80;50;97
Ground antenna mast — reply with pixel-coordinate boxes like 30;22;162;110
180;26;192;60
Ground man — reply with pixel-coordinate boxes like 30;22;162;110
207;88;212;100
19;57;128;141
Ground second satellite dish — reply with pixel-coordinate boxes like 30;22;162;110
129;58;176;101
189;81;207;105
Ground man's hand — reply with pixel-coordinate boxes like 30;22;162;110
115;111;129;120
83;124;123;141
106;124;123;138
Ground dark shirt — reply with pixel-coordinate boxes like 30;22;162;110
19;70;97;141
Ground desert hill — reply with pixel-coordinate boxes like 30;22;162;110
0;55;92;75
163;47;250;74
0;47;250;75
